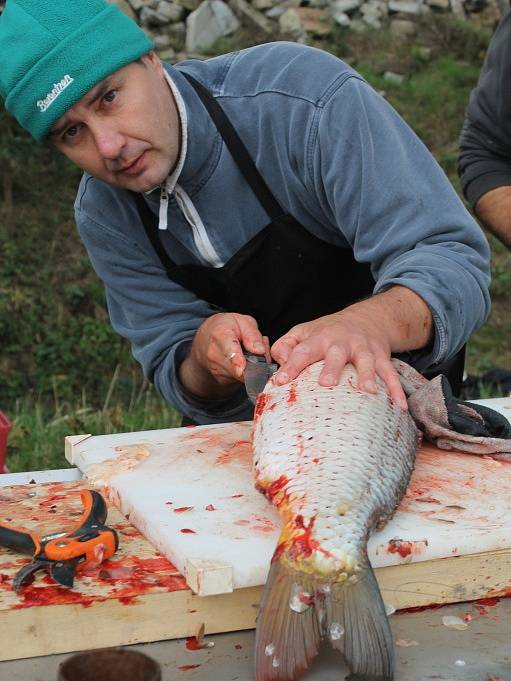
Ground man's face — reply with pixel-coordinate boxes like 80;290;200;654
50;52;180;192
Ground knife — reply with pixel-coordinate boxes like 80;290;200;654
243;353;278;404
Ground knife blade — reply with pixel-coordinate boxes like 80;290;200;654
244;353;278;404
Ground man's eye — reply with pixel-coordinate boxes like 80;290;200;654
64;125;80;139
103;90;117;104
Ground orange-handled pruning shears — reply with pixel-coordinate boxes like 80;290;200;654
0;490;119;591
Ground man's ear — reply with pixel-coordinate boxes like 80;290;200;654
140;50;163;74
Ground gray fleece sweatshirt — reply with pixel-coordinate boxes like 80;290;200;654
75;42;491;424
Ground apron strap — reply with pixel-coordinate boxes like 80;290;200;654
182;72;285;221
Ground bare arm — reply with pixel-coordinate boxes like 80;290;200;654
179;287;433;409
271;285;433;410
474;186;511;250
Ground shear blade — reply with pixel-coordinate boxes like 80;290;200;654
13;560;44;592
50;560;78;588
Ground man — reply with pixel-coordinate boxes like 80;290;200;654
459;9;511;250
0;0;491;425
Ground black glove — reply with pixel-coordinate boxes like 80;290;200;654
440;375;511;439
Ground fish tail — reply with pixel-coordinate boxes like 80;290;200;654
327;563;394;681
255;557;393;681
255;558;321;681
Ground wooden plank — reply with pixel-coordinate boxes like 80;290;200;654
378;548;511;609
64;434;92;465
185;558;234;596
1;481;510;661
0;585;260;661
0;469;82;487
1;548;510;661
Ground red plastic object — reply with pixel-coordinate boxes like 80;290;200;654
0;411;11;474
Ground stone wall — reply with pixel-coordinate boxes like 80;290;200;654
110;0;504;58
0;0;505;62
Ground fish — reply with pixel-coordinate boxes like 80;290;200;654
252;360;421;681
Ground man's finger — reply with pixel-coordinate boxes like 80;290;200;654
218;337;245;378
233;315;266;356
271;334;300;366
377;360;408;410
241;336;266;356
352;349;377;394
318;345;349;387
262;336;271;364
274;341;322;385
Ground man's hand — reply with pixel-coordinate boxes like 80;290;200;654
271;286;433;410
178;313;269;398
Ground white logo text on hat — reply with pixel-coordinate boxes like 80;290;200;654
37;75;74;113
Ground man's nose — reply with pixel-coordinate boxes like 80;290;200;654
91;122;125;160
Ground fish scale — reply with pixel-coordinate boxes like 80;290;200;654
253;361;420;681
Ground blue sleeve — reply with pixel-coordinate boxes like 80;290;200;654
75;198;253;424
309;75;491;370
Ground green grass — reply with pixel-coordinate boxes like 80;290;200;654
5;382;180;473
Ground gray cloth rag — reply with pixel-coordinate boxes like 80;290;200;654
393;359;511;459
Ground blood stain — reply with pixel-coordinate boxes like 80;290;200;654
254;393;270;419
476;597;500;607
387;539;413;558
174;507;194;513
186;637;201;651
205;504;215;511
180;529;196;534
287;385;298;404
178;664;201;671
216;439;252;465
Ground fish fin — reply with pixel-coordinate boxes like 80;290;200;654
255;559;321;681
326;564;394;681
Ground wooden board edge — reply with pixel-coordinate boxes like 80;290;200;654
64;434;92;465
0;586;261;662
377;548;511;610
2;548;510;661
185;558;234;596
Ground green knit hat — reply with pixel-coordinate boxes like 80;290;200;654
0;0;154;141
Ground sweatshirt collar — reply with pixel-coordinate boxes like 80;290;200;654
163;69;187;196
155;69;189;231
163;63;222;192
150;63;222;229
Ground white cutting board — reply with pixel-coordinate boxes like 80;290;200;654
68;397;511;592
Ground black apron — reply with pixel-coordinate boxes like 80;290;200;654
131;73;465;414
